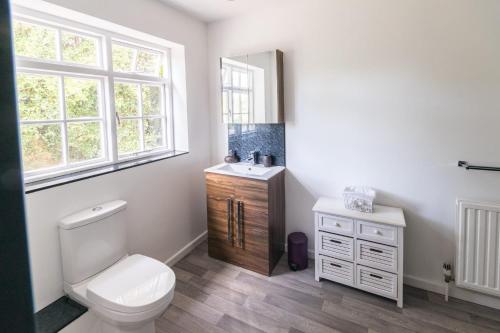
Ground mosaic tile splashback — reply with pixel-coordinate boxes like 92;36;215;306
228;124;285;166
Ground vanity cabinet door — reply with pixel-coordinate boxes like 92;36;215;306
206;174;237;260
206;172;284;276
233;177;270;275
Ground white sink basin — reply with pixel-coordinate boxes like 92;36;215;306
205;162;285;181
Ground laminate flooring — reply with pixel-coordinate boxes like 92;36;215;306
156;241;500;333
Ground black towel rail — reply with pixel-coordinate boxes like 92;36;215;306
458;161;500;172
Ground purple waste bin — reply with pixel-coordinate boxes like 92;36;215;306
288;232;308;271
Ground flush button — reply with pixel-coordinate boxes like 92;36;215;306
92;206;103;212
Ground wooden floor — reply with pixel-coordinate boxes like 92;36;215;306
156;241;500;333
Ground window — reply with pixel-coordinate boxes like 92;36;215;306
222;61;254;124
13;13;174;182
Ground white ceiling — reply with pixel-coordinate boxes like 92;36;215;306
159;0;285;23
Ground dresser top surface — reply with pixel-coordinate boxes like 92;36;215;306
313;197;406;227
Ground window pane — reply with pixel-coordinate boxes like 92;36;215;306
65;77;100;118
136;50;160;76
21;124;63;171
144;118;163;150
233;93;241;114
13;20;57;60
142;85;161;116
112;43;161;77
117;119;141;155
112;44;135;72
241;94;249;114
222;67;230;87
232;71;240;88
233;114;242;123
62;31;99;66
222;91;229;115
240;72;248;89
17;73;60;121
114;82;139;116
67;122;103;163
247;72;253;88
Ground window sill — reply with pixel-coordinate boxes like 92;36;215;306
25;150;189;194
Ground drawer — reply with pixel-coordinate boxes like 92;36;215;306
319;231;354;261
318;214;354;236
356;240;397;272
356;220;397;245
356;265;397;299
319;255;354;286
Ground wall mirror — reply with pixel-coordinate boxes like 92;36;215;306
220;50;284;124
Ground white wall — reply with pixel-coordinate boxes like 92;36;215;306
208;0;500;306
22;0;210;312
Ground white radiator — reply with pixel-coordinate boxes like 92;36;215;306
456;199;500;297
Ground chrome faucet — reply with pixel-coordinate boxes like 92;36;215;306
247;151;259;165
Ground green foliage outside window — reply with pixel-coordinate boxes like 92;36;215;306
65;77;100;118
142;85;161;115
61;32;98;66
68;122;102;162
21;124;63;171
117;120;140;155
14;21;56;60
144;119;163;150
13;18;168;175
17;73;60;121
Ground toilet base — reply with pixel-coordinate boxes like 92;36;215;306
101;320;155;333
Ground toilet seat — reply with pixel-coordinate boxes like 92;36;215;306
87;254;175;314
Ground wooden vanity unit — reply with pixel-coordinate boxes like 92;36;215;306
205;170;285;276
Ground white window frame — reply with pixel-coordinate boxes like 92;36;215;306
13;9;175;183
113;78;169;159
17;69;109;178
221;61;255;124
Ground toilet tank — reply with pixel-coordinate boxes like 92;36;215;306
59;200;128;285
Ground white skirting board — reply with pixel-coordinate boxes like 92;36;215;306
404;274;500;310
297;247;500;310
165;231;208;266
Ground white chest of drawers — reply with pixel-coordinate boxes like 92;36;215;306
313;197;406;308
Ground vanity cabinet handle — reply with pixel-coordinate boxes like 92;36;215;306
369;248;383;253
227;198;233;242
330;263;342;268
329;239;342;244
370;273;383;279
237;201;243;247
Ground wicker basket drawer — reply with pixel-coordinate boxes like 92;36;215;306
319;231;354;261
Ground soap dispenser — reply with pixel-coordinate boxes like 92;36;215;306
224;150;239;163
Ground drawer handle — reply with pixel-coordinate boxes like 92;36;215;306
226;198;233;242
369;248;383;253
335;222;341;227
369;273;383;279
329;239;342;244
330;263;342;268
373;229;382;235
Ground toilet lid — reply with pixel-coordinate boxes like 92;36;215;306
87;254;175;314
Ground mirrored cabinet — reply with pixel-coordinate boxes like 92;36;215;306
220;50;284;124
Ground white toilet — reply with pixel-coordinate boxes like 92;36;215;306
58;200;175;333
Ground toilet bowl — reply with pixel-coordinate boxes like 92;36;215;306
59;201;176;333
65;254;175;333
